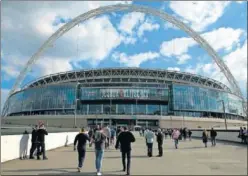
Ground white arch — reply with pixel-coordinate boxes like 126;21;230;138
4;4;246;116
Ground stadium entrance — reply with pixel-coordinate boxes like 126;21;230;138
87;119;159;129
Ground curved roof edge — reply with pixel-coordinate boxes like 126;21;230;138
21;67;231;93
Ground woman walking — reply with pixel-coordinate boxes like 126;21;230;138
172;129;180;149
202;129;208;148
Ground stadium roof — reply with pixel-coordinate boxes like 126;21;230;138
22;68;231;93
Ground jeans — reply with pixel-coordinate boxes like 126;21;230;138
147;143;153;157
158;142;163;156
105;138;110;149
29;142;37;158
37;142;46;159
211;137;216;146
174;139;179;149
189;135;192;141
78;149;86;168
122;151;131;173
95;149;104;172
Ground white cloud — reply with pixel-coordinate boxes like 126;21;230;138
184;40;247;96
160;27;245;64
137;19;160;37
177;54;191;65
36;57;73;76
169;1;231;32
224;40;247;82
164;22;179;30
1;1;132;80
1;89;10;111
118;12;145;35
71;16;122;66
160;37;196;57
167;67;180;71
1;55;28;80
121;35;137;45
112;51;160;67
202;28;245;52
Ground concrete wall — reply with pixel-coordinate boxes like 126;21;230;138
1;132;78;163
191;130;244;143
3;115;87;128
3;115;247;129
159;116;247;129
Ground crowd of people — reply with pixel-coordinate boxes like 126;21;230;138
73;126;220;175
27;122;48;160
24;123;247;175
238;127;247;144
74;125;135;175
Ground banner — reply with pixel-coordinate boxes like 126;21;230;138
80;88;168;100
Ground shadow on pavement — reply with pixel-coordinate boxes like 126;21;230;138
178;146;205;150
40;172;94;175
3;168;75;173
40;171;121;175
104;155;147;159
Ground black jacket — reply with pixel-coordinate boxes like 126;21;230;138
156;132;164;144
115;131;135;152
74;133;90;150
37;129;48;143
210;130;217;137
31;129;38;143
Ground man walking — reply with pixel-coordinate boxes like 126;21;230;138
145;128;155;157
74;128;90;172
29;125;38;159
210;128;217;146
104;125;111;149
115;126;135;175
91;126;106;176
188;129;192;141
36;124;48;160
110;127;116;145
156;128;164;157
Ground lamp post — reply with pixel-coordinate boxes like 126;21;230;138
218;100;227;130
74;82;80;128
74;99;79;128
30;101;33;115
179;103;185;128
62;99;65;114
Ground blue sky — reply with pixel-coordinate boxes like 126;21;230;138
1;1;247;109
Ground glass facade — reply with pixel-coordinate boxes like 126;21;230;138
172;84;245;116
80;88;169;101
5;82;244;120
75;103;168;115
7;83;76;115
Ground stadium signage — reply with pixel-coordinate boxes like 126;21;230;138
100;88;149;99
80;88;168;100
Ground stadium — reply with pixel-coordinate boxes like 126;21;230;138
3;68;246;129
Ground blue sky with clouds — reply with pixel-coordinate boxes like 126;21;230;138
1;1;247;109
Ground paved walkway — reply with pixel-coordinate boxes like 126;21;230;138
2;135;247;175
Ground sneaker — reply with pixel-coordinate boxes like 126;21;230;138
77;167;81;172
43;157;48;160
97;172;102;176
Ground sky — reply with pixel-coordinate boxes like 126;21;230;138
1;1;247;110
